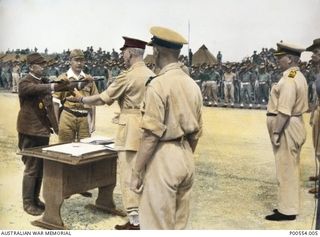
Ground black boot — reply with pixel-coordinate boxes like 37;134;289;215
22;176;43;216
34;178;45;211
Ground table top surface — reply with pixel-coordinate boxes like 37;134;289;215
17;143;117;165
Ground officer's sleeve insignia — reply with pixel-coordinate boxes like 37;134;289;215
288;70;297;78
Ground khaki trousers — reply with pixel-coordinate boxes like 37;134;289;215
139;140;194;229
267;116;306;215
58;110;90;143
118;151;140;213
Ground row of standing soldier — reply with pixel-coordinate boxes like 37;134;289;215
193;61;318;108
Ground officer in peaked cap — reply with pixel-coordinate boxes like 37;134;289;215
265;42;308;221
148;26;188;49
273;42;305;57
120;36;148;51
66;37;155;230
130;26;203;229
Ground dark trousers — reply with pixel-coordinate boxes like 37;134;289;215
18;133;49;177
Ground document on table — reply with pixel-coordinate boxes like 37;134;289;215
80;136;114;145
42;142;108;156
104;143;115;151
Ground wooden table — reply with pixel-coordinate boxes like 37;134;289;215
18;143;125;230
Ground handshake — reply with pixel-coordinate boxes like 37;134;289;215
52;76;94;92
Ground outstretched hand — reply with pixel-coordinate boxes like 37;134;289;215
66;88;83;103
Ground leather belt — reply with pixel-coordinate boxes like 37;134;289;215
266;112;302;117
64;107;88;117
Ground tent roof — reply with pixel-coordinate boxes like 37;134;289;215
0;53;57;64
192;44;217;66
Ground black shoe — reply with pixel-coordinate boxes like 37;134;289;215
309;176;319;181
265;210;296;221
23;201;44;216
114;221;140;230
35;198;45;211
309;187;318;194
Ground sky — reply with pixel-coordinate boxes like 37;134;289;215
0;0;319;62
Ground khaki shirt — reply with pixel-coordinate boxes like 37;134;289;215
141;62;203;141
100;61;155;151
53;68;99;110
223;72;236;83
267;66;308;116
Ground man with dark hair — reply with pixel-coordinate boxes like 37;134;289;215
265;42;308;221
130;26;203;229
17;53;71;216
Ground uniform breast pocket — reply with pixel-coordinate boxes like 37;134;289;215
81;86;91;96
115;115;127;146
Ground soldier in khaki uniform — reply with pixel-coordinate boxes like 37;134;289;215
265;42;308;221
53;49;98;143
130;26;203;229
223;65;235;105
67;37;155;230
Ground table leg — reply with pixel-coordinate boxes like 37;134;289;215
90;184;126;217
31;160;66;229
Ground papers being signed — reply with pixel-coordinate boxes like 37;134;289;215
42;136;116;156
42;143;107;156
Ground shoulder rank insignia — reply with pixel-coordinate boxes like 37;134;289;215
145;75;158;86
288;70;297;78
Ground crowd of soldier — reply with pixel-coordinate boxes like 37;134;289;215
192;48;318;108
1;46;318;109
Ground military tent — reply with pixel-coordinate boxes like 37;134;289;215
192;44;217;66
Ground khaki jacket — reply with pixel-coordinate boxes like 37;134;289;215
100;61;155;151
141;62;203;141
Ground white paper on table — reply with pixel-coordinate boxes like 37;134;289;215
80;136;114;145
104;143;116;151
42;142;107;156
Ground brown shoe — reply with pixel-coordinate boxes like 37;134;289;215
309;187;318;194
114;221;140;230
309;176;319;181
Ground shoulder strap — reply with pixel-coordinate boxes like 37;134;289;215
145;75;159;86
